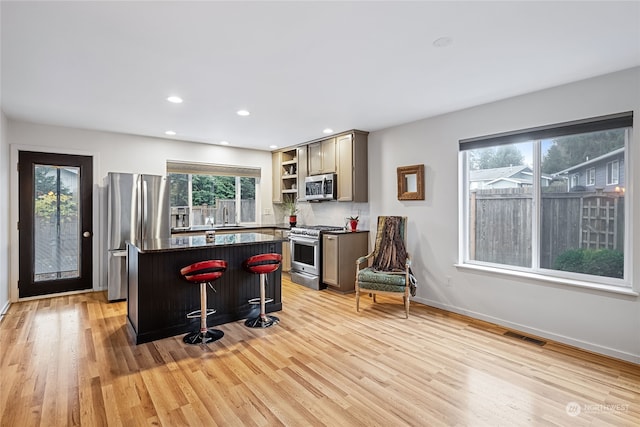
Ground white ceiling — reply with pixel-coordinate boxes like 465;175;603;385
2;1;640;151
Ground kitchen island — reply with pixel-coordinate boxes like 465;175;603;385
127;232;286;344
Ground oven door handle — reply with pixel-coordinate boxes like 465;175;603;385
290;236;319;245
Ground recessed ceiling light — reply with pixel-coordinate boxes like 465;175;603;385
166;96;183;104
220;140;229;145
432;36;453;48
269;145;278;149
323;128;333;134
237;109;251;116
165;130;176;136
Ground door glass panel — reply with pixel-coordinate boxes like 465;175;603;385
33;164;80;281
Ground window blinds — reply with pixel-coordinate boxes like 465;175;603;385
459;111;633;151
166;160;261;178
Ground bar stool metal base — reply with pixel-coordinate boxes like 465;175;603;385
243;253;282;329
180;260;228;346
245;314;280;328
183;328;224;345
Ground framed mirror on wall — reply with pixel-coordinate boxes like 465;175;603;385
397;164;425;200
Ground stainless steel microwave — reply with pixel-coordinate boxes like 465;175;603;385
305;173;336;201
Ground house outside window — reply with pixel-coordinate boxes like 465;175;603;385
586;168;595;186
607;160;619;185
166;161;260;227
570;174;579;189
460;112;631;287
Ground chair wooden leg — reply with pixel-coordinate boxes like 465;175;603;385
373;294;377;303
404;296;409;319
356;288;360;312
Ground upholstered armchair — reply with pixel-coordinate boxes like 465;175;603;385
355;216;412;318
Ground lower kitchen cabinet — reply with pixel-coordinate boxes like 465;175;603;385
322;231;369;293
275;229;291;272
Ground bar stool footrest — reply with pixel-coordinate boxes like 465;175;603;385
183;328;224;345
245;315;279;328
186;308;216;319
248;297;273;305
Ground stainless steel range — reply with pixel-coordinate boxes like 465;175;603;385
289;225;344;290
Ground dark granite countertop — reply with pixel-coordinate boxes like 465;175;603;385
129;232;287;253
171;224;292;234
323;229;369;235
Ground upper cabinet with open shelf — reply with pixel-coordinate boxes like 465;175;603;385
272;129;368;203
272;148;299;203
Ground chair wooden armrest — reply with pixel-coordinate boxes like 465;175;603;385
356;252;374;267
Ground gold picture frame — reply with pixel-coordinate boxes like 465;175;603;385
397;164;425;200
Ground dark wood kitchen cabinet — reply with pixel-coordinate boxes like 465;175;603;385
322;231;369;293
272;151;283;203
296;145;308;201
274;129;368;203
336;130;368;202
275;229;291;272
308;137;336;175
272;148;298;203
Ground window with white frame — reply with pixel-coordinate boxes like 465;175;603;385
606;160;619;185
167;161;260;227
586;167;595;186
460;112;631;286
570;174;579;189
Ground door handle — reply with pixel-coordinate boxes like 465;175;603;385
83;231;92;238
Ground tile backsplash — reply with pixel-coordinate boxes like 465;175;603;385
276;201;370;231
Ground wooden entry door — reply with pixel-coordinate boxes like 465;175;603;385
18;151;93;298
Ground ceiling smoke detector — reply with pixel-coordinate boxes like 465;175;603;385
432;36;453;48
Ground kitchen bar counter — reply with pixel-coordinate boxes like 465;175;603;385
127;233;286;344
171;224;292;235
134;232;286;252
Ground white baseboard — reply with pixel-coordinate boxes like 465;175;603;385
0;300;10;323
412;296;640;365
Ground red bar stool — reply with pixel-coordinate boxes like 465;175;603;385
180;259;228;344
243;253;282;328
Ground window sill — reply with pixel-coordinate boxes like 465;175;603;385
454;263;637;297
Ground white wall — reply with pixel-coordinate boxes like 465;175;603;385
0;111;9;317
368;67;640;363
7;121;274;300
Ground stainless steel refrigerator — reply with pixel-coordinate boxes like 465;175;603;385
106;173;170;301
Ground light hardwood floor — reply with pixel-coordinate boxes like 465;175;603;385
1;276;639;426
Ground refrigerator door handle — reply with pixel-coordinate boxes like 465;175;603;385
141;178;146;242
